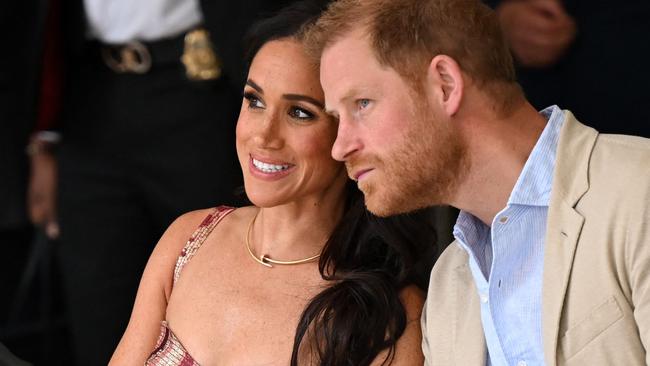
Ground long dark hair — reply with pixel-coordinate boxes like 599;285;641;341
243;2;439;365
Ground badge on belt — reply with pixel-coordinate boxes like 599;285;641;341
181;29;222;81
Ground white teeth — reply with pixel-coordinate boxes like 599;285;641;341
252;158;291;173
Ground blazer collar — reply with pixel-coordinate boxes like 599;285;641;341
541;111;598;365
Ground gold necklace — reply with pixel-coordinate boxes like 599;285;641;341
245;210;321;268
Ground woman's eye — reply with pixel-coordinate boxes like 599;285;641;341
289;107;314;120
243;92;265;109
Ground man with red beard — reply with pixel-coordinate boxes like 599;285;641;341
306;0;650;365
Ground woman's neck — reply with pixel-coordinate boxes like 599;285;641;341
250;178;348;261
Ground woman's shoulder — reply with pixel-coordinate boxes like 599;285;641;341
166;205;245;236
154;207;236;261
399;285;426;322
161;205;256;249
368;285;426;365
150;206;249;296
161;208;226;247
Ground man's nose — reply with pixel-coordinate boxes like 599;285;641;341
331;117;361;161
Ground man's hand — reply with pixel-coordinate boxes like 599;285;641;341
497;0;577;68
28;149;59;239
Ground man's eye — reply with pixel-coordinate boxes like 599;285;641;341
289;107;314;120
358;99;371;109
243;92;265;109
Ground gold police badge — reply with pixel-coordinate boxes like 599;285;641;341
181;29;222;81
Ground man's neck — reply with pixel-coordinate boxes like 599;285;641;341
450;102;548;226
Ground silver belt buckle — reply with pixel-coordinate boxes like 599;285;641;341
101;41;152;74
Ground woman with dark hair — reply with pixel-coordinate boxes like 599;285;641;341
110;1;437;365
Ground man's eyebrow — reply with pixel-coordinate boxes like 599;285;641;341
246;79;264;93
324;106;340;119
283;94;325;109
324;87;364;117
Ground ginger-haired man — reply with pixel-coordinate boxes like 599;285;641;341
306;0;650;365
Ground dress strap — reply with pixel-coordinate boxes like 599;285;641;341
173;206;235;284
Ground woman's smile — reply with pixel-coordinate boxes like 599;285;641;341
249;155;296;180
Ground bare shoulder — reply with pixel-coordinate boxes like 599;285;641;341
160;205;255;254
369;285;426;366
390;285;425;365
158;206;246;252
213;205;256;227
399;285;426;322
161;208;219;248
108;207;223;365
151;208;237;296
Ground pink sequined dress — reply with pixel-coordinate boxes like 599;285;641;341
145;206;235;366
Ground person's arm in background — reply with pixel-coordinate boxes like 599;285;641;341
0;0;47;232
27;0;63;240
27;131;59;239
489;0;576;68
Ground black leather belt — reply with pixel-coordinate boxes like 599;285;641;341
97;34;183;74
90;28;222;80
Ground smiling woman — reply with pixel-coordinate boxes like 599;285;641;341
108;1;438;365
237;39;344;209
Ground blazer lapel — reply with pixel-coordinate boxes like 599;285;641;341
454;264;487;366
542;203;584;366
542;112;597;365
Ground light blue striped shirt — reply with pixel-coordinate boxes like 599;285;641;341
453;105;565;366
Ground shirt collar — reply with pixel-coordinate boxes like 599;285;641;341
453;105;565;238
507;105;564;207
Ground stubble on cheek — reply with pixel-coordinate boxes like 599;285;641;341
365;113;467;216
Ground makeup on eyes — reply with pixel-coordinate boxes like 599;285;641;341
243;91;265;109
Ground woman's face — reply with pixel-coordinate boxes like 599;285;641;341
236;39;347;208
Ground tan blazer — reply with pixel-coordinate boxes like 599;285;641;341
422;112;650;366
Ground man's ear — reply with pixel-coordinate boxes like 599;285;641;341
426;55;464;116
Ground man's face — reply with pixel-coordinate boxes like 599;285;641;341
320;29;467;216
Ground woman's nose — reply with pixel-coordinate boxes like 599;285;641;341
253;113;283;149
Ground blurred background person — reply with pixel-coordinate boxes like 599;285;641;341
0;3;43;243
0;1;42;292
22;0;295;364
490;0;650;137
0;0;54;364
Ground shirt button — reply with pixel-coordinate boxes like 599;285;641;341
480;293;488;303
499;216;509;224
517;361;527;366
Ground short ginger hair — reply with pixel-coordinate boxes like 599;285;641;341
305;0;521;104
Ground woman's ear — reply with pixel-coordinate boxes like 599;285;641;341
425;55;464;116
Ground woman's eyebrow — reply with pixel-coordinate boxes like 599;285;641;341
246;79;264;93
283;94;325;109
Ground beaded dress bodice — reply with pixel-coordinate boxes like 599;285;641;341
145;206;234;366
